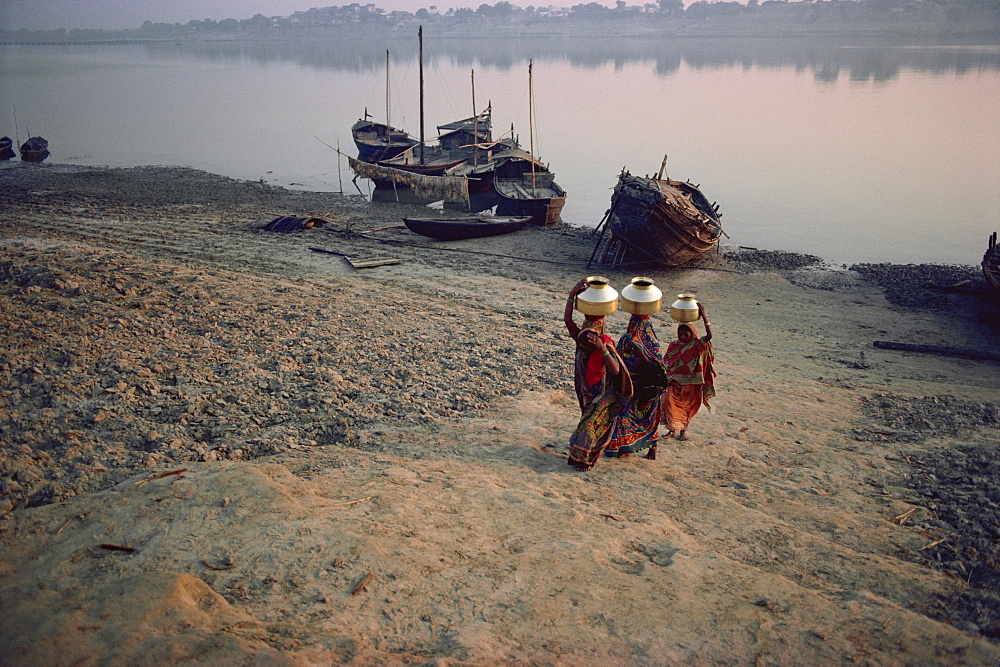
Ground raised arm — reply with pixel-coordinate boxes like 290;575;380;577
699;303;713;342
564;278;589;339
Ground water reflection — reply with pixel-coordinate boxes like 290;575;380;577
145;37;1000;83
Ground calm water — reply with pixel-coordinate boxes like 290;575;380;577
2;37;998;266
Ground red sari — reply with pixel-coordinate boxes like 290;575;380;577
572;317;608;412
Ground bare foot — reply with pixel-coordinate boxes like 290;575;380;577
618;452;631;458
644;444;657;460
676;431;688;441
574;464;593;472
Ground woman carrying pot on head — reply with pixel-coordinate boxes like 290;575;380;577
564;278;633;471
661;303;716;442
605;278;668;461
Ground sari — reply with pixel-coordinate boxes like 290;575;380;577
573;316;608;412
661;322;716;432
568;330;634;470
605;315;664;457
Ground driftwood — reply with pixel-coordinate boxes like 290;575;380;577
351;572;375;596
202;559;235;571
318;496;373;508
308;247;402;269
873;341;1000;362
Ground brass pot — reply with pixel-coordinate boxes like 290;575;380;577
576;276;619;316
670;294;700;322
621;277;662;315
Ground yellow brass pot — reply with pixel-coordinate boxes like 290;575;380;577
670;294;700;322
621;277;662;315
576;276;619;316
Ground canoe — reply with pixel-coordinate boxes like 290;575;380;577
402;215;531;241
984;232;1000;298
20;136;49;163
598;169;723;267
492;148;566;226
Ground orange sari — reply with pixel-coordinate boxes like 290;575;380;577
660;323;716;432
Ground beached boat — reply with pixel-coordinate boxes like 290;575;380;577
493;148;566;226
402;215;531;241
984;232;1000;299
0;136;15;161
19;136;49;163
492;61;566;226
594;165;723;267
352;117;418;163
371;110;492;181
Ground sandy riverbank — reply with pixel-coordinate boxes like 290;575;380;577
1;162;998;665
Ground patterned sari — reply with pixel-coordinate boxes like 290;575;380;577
573;316;607;412
660;323;716;431
605;315;664;457
568;328;634;470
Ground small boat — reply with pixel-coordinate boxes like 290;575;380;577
594;162;723;267
352;117;418;163
0;136;15;161
403;215;531;241
493;148;566;226
984;232;1000;298
20;136;49;163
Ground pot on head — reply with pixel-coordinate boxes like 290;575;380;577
576;276;619;316
621;277;662;315
670;294;700;322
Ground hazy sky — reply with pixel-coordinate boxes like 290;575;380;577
0;0;626;31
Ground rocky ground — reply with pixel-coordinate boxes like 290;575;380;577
1;162;998;664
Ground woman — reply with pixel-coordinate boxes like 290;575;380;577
604;312;664;460
660;303;716;443
564;279;633;471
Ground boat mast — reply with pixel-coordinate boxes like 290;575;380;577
471;69;478;168
528;59;537;195
419;26;425;165
385;50;390;151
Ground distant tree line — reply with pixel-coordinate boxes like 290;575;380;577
2;0;997;41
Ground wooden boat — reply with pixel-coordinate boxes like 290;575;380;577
984;232;1000;298
375;108;493;176
594;164;723;267
493;148;566;226
352;51;418;162
492;61;566;226
19;136;49;163
352;117;417;163
436;108;492;151
403;215;531;241
351;29;493;207
0;136;15;161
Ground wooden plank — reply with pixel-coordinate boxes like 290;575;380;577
348;257;403;269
